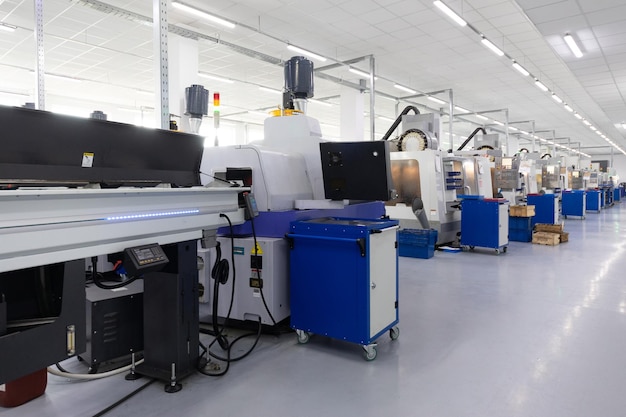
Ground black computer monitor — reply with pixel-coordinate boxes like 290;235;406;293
319;141;394;201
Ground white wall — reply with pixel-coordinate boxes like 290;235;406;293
593;153;626;181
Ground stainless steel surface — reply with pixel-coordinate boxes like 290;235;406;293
3;204;626;416
388;158;421;206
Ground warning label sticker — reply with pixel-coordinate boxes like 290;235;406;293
253;243;263;255
0;384;5;392
82;152;94;168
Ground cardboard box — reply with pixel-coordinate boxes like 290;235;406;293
534;223;564;233
532;231;560;246
510;205;536;217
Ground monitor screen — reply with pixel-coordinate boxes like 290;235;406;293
319;141;394;201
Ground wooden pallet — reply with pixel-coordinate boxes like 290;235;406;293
532;231;560;246
510;205;535;217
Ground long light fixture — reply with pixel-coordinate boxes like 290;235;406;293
564;104;573;112
287;45;327;62
349;68;377;80
564;33;583;58
172;2;235;28
433;1;467;27
534;79;549;92
258;86;281;95
551;93;563;104
0;22;17;32
394;84;417;94
455;106;470;113
574;113;583;120
492;120;504;126
476;114;489;121
481;37;504;57
45;73;81;83
428;96;446;105
308;98;333;107
198;73;235;84
512;61;529;76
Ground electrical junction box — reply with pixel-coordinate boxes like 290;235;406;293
213;236;289;325
197;246;214;304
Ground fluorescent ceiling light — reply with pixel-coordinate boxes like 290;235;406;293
583;119;591;126
428;96;446;105
509;126;519;131
377;115;395;122
574;113;583;120
520;130;529;135
247;110;268;116
136;90;153;96
394;84;417;94
492;120;504;126
481;37;504;57
535;79;548;92
308;98;332;107
596;130;602;135
476;114;489;120
563;33;583;58
551;93;563;103
349;68;377;80
433;1;467;27
45;73;81;83
564;104;573;112
0;22;17;32
258;86;282;95
454;106;470;113
590;126;597;131
287;45;327;62
512;61;529;76
198;73;235;84
172;2;235;29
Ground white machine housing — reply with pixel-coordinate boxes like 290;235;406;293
201;115;325;211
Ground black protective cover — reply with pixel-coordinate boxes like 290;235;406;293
0;105;204;187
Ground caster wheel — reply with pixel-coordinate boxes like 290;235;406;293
390;326;400;340
363;347;377;361
495;249;500;254
503;247;508;253
470;246;475;251
296;330;310;344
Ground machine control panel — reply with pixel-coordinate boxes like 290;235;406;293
124;244;169;275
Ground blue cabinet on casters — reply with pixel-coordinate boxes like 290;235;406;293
586;190;601;212
527;194;559;226
287;217;399;361
562;190;586;219
460;196;509;254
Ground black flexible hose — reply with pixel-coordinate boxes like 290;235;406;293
457;127;487;151
90;257;139;290
381;105;420;141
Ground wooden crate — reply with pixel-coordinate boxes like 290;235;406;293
510;205;536;217
559;232;569;243
532;231;560;246
534;223;564;233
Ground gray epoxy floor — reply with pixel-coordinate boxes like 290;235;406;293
3;202;626;417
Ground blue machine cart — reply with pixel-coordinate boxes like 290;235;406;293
509;216;532;242
527;193;559;226
614;188;621;203
460;196;509;254
586;190;601;212
562;190;586;219
287;217;399;361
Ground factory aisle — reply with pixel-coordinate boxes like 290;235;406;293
2;202;626;417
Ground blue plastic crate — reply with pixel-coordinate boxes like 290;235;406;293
509;228;532;242
398;229;437;259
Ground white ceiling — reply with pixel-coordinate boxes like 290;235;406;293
0;0;625;156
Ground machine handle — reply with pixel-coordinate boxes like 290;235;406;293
286;233;367;257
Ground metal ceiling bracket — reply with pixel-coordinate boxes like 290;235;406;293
34;0;45;110
154;0;169;129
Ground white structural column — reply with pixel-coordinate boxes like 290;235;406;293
34;0;45;110
340;85;364;141
168;35;200;133
154;0;169;129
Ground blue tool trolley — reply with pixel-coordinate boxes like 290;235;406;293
287;217;399;361
527;193;559;226
586;190;601;212
460;196;509;254
562;190;586;219
509;216;532;242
